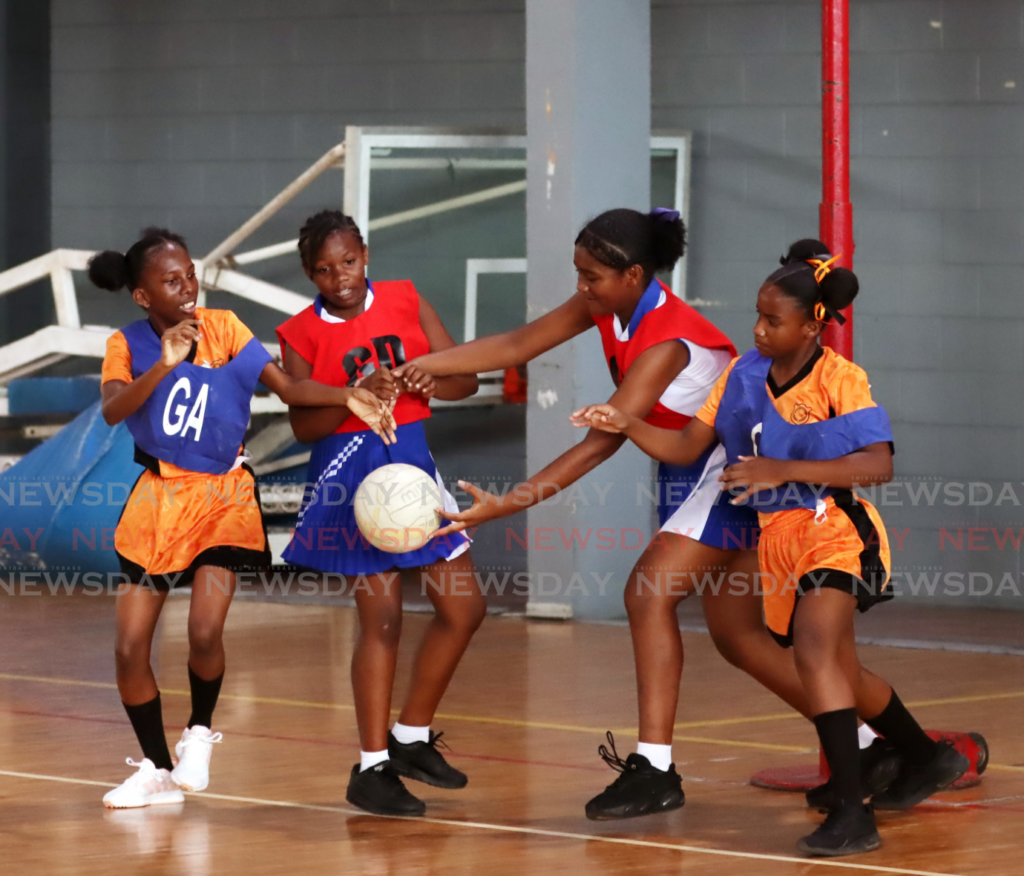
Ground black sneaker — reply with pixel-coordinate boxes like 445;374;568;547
584;732;685;821
388;730;468;789
797;803;881;857
872;742;969;811
806;737;903;810
345;762;426;816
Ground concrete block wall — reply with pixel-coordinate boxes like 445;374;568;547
652;0;1024;606
49;0;526;339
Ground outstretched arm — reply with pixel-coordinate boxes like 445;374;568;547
433;339;692;536
395;293;594;378
266;354;397;445
571;404;719;468
394;295;479;401
720;442;893;504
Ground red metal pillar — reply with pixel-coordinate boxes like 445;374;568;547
819;0;853;359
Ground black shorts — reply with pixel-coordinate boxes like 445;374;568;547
117;543;271;592
769;568;894;649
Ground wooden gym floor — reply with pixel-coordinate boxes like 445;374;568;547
0;588;1021;876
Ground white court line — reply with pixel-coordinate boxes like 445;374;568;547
0;768;963;876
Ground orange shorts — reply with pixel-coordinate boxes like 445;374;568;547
758;493;891;646
115;464;268;586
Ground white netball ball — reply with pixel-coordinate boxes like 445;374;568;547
353;463;443;553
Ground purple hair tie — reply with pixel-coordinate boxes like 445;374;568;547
649;207;680;222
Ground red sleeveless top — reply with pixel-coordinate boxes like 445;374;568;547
276;280;432;434
593;280;736;429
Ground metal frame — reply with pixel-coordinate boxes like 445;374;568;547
463;258;528;344
216;127;692;298
0;127;693;421
650;133;692;301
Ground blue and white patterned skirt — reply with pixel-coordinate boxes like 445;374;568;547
657;443;760;551
282;421;471;576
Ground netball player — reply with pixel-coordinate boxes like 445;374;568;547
95;228;393;808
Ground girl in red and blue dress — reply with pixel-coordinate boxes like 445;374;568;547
400;209;820;820
276;211;485;817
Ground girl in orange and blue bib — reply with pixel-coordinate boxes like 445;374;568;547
577;240;970;857
95;228;393;809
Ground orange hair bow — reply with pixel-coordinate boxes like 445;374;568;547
806;253;842;284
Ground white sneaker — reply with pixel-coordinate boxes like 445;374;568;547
171;726;223;792
103;758;185;809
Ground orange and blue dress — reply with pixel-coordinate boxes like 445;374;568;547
101;308;272;588
695;345;894;645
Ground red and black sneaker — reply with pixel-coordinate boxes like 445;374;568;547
872;742;969;811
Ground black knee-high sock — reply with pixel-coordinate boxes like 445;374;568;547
187;664;224;729
865;690;938;766
814;708;861;809
124;694;174;771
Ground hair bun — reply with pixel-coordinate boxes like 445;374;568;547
87;250;131;292
782;238;831;265
647;211;686;272
819;266;859;313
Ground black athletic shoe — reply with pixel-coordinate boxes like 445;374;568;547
388;731;468;790
797;803;881;857
872;742;969;811
806;737;903;810
345;761;426;817
584;732;685;821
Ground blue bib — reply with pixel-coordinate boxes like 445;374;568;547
716;349;893;513
121;319;273;475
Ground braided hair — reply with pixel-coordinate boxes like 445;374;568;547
297;210;365;273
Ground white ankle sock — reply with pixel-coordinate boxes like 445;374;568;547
392;722;430;745
636;742;672;772
360;749;389;772
858;724;880;750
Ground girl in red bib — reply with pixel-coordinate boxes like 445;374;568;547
399;209;819;820
277;211;485;817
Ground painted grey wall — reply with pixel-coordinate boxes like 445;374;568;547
525;0;651;619
1;0;51;345
44;0;1024;610
651;0;1024;608
49;0;526;342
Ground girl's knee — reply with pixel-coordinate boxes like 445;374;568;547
431;592;486;636
114;637;150;674
187;619;225;657
624;581;677;618
793;637;833;678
